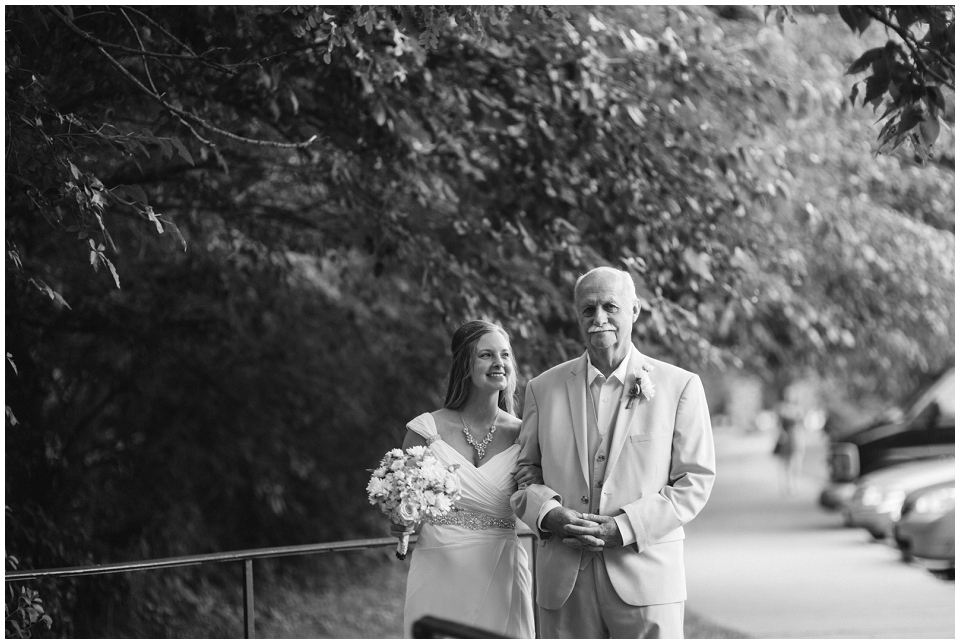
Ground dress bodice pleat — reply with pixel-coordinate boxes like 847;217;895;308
401;412;534;639
406;413;519;519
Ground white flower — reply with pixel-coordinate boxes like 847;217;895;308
388;448;404;459
366;477;389;499
444;474;460;496
407;445;427;458
372;467;387;478
397;499;419;523
432;494;453;514
420;460;447;483
639;371;655;400
625;363;655;408
389;459;405;472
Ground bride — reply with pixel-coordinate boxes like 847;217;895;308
391;320;536;638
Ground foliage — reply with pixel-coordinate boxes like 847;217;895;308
771;5;955;159
5;556;53;638
4;4;953;636
706;10;954;393
290;5;571;55
840;6;954;160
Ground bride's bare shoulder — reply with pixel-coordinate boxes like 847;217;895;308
429;408;461;440
500;411;522;440
430;408;457;425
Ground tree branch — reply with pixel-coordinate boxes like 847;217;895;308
48;7;319;150
119;8;160;96
861;7;955;89
117;10;216;147
48;6;237;75
117;6;201;58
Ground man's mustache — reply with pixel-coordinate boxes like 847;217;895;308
588;326;614;333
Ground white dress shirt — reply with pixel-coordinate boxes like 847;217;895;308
537;348;639;545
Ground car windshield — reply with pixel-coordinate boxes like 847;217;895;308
906;369;955;422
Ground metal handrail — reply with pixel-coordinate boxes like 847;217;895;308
5;530;539;638
4;536;408;581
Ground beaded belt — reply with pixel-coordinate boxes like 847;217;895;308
429;509;515;531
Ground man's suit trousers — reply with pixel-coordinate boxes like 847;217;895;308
538;555;684;639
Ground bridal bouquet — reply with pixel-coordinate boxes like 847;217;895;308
367;445;462;559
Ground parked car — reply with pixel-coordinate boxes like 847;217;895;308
894;481;956;579
821;367;955;510
844;457;955;540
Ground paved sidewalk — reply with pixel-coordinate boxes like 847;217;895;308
683;429;955;638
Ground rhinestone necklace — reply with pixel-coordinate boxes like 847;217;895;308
459;409;499;461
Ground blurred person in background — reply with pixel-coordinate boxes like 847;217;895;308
774;383;824;495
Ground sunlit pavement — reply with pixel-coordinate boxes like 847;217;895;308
684;428;956;638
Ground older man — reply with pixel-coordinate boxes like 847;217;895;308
511;267;716;638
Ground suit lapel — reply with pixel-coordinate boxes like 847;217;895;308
605;347;646;476
566;354;591;486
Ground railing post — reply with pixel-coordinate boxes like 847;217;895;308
242;559;255;638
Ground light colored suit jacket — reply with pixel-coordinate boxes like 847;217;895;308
510;345;716;608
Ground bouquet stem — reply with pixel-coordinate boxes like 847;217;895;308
396;534;409;560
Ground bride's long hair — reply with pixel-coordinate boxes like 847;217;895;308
443;320;518;415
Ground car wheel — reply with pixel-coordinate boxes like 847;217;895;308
931;569;955;581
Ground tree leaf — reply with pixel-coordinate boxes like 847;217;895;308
625;104;646;126
124;184;149;205
896;105;924;135
683;247;714;282
862;73;889;106
918;113;940;146
158;137;174;160
838;6;873;34
171;138;194;166
926;86;946;112
845;47;884;76
104;256;121;290
159;217;188;251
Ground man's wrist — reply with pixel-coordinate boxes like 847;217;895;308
537;499;562;531
614;513;636;546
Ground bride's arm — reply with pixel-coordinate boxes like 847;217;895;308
402;428;429;450
513;463;543;487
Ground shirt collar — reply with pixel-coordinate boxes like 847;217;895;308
585;345;635;386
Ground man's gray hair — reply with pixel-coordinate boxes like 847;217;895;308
574;267;638;300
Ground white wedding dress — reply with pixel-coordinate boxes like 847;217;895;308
402;413;535;638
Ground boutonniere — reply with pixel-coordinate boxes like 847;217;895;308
625;363;655;409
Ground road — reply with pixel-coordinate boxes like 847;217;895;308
684;428;956;638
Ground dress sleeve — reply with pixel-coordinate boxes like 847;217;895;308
406;413;439;443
